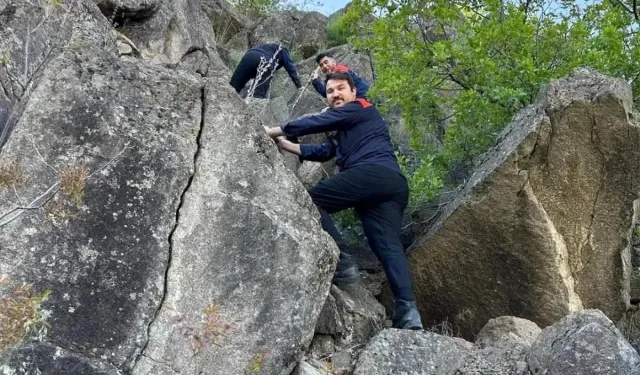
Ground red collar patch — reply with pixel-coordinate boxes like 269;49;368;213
333;65;349;73
356;98;372;108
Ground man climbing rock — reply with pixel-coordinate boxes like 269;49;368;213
264;72;422;330
230;43;302;99
311;51;370;99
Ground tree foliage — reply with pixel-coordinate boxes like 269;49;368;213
341;0;640;207
230;0;323;17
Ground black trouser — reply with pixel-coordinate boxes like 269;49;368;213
229;50;274;99
309;164;415;302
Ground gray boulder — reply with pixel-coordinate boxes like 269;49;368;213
353;312;637;375
475;316;541;350
250;10;329;59
527;309;640;375
130;74;338;375
0;44;202;372
315;284;386;347
352;330;475;375
0;4;338;375
457;317;540;375
107;0;230;71
410;68;640;337
351;319;535;375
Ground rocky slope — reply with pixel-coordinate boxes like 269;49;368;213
1;1;640;375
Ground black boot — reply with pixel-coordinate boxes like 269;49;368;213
392;299;423;330
332;250;359;285
332;264;359;285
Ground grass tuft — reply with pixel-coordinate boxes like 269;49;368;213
0;277;50;355
0;159;25;188
60;164;88;204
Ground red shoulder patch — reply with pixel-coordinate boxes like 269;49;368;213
356;98;372;108
333;65;349;73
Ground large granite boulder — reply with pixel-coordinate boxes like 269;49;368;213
527;310;640;375
410;68;640;337
0;44;203;373
0;2;338;374
103;0;232;70
353;311;638;375
353;330;475;375
250;10;329;59
132;75;337;375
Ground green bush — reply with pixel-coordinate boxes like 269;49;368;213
326;15;351;47
230;0;280;17
332;209;366;248
343;0;640;210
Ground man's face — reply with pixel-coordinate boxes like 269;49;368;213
326;79;356;108
318;56;336;74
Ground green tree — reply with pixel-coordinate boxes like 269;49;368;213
342;0;640;209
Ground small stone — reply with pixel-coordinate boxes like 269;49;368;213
116;40;133;56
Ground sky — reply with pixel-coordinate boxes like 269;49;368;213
308;0;350;16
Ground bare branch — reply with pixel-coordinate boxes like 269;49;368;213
31;137;58;173
23;24;31;84
609;0;636;16
12;185;24;206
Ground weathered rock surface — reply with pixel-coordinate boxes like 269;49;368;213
475;316;541;349
411;68;640;337
250;10;328;58
315;284;385;347
108;0;231;69
132;74;338;375
353;330;475;375
0;43;202;371
0;0;113;146
527;309;640;375
0;2;338;374
354;311;639;375
460;316;539;375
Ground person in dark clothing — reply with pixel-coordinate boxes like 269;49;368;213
264;72;422;330
230;43;302;98
311;51;370;99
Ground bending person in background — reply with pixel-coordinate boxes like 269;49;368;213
264;72;422;330
230;43;302;99
311;51;370;99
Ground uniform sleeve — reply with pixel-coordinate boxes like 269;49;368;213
349;68;370;98
312;78;326;97
299;140;336;162
281;104;358;137
280;49;302;89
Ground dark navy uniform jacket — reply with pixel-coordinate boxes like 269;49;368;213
251;43;302;88
281;99;401;174
312;65;370;99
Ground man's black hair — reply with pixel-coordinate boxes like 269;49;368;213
315;51;334;64
325;71;355;91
